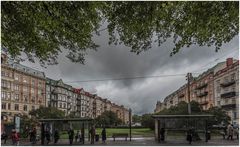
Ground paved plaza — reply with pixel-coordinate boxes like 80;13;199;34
1;136;239;146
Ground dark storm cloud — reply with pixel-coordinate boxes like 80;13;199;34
22;30;239;115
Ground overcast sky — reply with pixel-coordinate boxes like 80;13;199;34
22;28;239;115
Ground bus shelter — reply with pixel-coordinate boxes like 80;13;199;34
39;118;93;145
152;114;214;143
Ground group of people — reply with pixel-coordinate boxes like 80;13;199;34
1;129;20;145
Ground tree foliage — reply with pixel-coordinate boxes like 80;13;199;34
156;101;231;126
132;114;142;123
2;1;238;65
29;106;65;119
95;111;123;127
141;113;155;130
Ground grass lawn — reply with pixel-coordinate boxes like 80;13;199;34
60;128;154;139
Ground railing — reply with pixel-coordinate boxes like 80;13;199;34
195;83;208;90
221;91;236;98
221;104;236;109
220;80;235;87
197;91;208;97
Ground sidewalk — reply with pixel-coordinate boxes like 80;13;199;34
1;137;239;146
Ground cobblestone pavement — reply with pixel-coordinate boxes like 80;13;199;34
1;137;239;146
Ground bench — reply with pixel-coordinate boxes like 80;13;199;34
112;133;128;141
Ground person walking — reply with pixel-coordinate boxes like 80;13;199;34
45;128;51;145
1;131;8;144
75;130;79;142
30;128;37;145
15;131;20;146
160;128;165;141
90;126;95;144
54;129;60;144
68;128;74;145
11;129;16;145
101;128;107;143
186;129;193;144
227;124;234;140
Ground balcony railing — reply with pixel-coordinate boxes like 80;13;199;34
220;80;235;87
195;83;208;90
221;104;236;109
221;91;236;98
200;101;208;105
197;91;208;97
178;94;184;98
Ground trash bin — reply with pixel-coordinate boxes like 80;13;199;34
95;134;99;142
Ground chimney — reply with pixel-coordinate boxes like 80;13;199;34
226;58;233;67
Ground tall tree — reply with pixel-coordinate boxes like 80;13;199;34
2;1;238;65
29;106;65;119
95;111;122;127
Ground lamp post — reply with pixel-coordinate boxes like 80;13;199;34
129;108;132;141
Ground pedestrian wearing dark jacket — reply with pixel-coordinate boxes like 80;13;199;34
101;128;107;143
68;128;74;145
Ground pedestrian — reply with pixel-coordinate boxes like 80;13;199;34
186;129;193;144
68;128;74;145
90;126;95;144
227;124;234;140
81;127;84;144
15;131;20;146
160;128;165;141
1;131;8;144
101;127;107;143
75;130;79;142
78;130;82;142
54;129;60;144
45;128;51;145
31;128;37;145
11;129;16;145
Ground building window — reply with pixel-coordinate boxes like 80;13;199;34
23;76;28;83
14;84;19;91
14;74;19;81
8;103;11;110
217;101;220;106
32;79;35;86
32;106;35;110
23;86;28;92
231;73;235;81
15;104;19;111
15;94;19;101
2;103;6;110
233;112;237;119
24;95;28;102
23;105;28;111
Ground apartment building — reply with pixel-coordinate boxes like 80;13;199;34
214;58;239;124
1;53;46;121
46;78;75;116
154;58;239;123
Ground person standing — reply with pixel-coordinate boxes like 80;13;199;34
160;128;165;141
75;130;79;142
101;128;107;143
32;128;37;145
54;129;60;144
90;126;95;144
45;128;51;145
11;129;16;145
186;129;193;144
1;131;8;144
68;128;74;145
227;124;234;140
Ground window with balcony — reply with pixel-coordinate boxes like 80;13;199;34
14;74;19;81
15;94;19;101
24;95;28;102
14;104;19;111
8;103;11;110
23;105;28;111
14;84;19;91
2;103;6;110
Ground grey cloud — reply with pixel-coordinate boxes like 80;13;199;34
21;31;239;115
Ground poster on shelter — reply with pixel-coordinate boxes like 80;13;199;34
15;116;20;132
